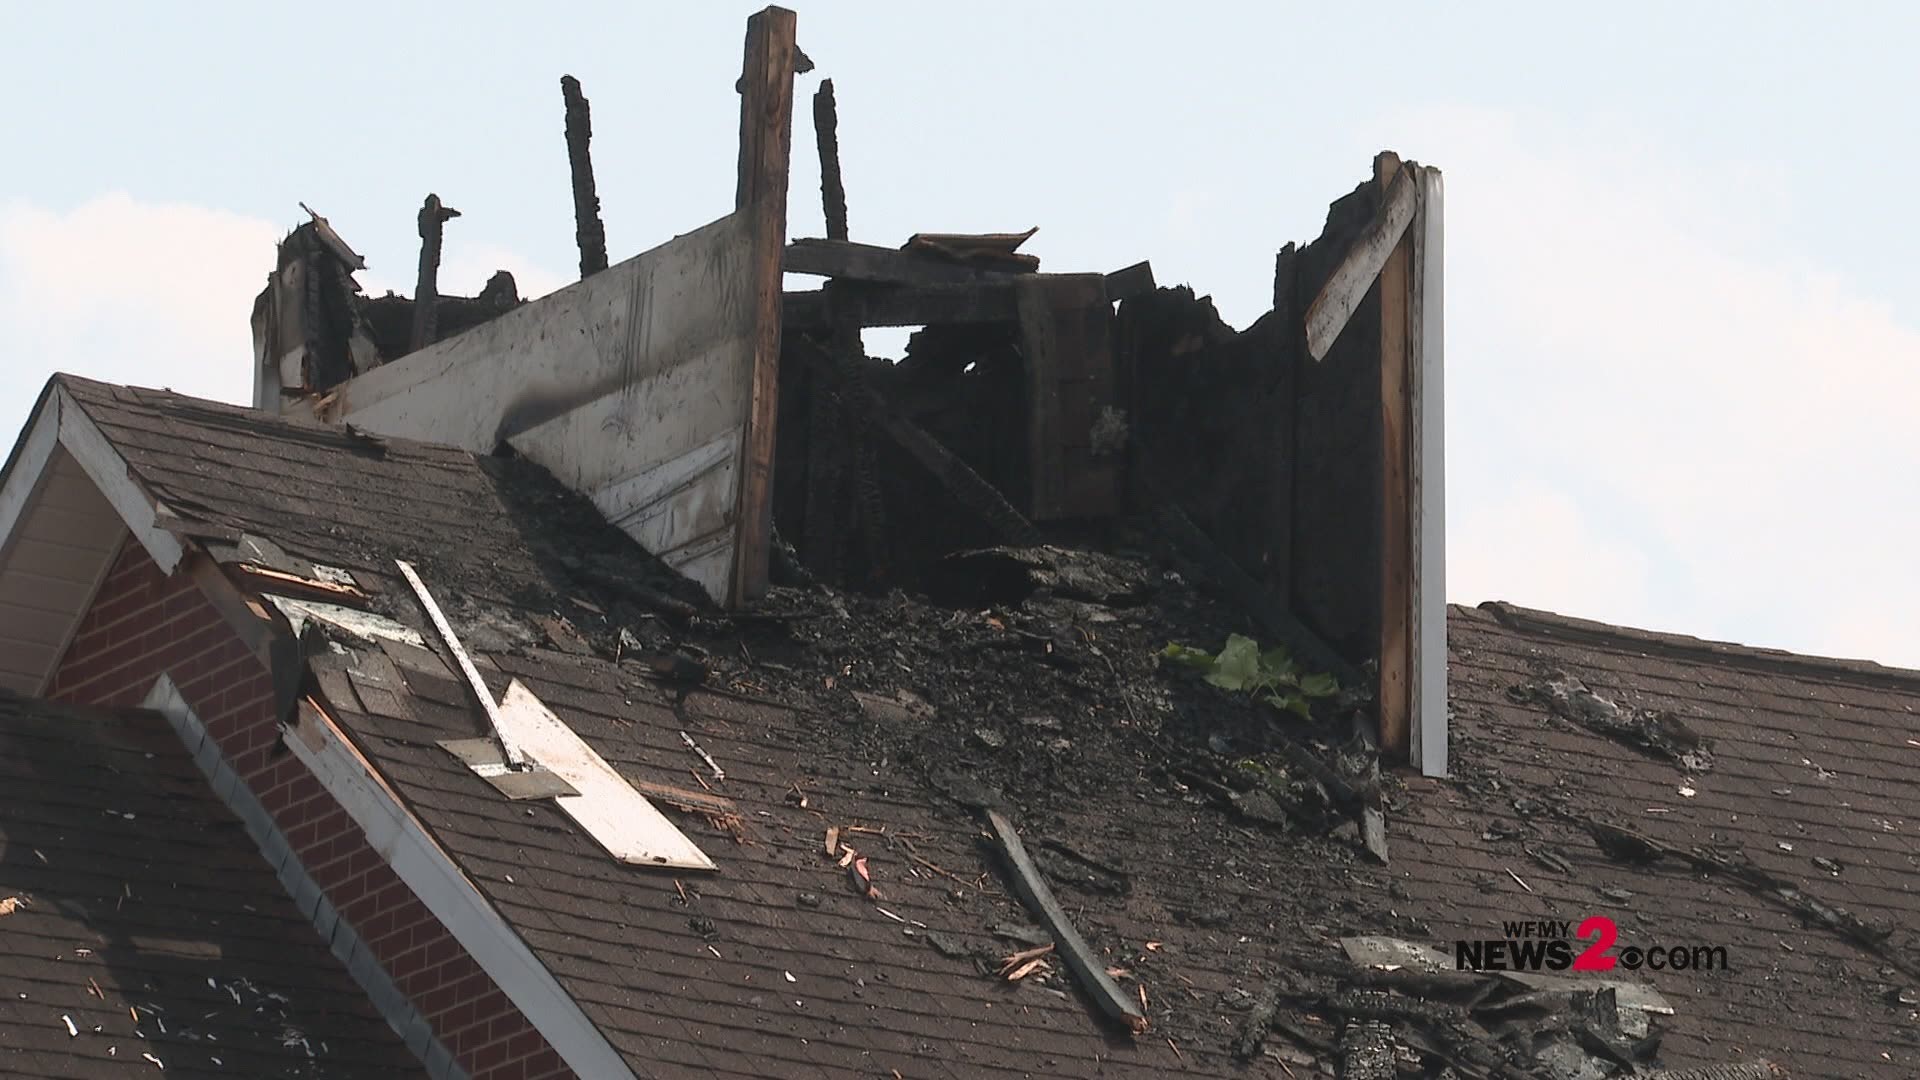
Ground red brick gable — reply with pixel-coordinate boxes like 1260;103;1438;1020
47;538;572;1080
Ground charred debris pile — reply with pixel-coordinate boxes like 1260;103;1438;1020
241;24;1739;1075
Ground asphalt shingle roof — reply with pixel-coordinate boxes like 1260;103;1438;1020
47;372;1920;1078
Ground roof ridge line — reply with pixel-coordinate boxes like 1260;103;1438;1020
1476;600;1920;694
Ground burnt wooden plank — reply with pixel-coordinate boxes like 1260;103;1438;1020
730;5;799;607
1375;152;1414;763
1104;260;1157;303
986;809;1147;1034
561;75;610;278
783;282;1018;329
1016;275;1120;520
812;79;849;242
785;238;1024;287
409;195;460;353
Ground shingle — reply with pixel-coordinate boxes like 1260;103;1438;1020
0;691;424;1078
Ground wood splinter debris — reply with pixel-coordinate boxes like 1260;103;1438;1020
986;809;1149;1034
679;730;726;780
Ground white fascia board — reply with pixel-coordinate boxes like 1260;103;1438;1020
1410;167;1448;779
53;386;186;574
284;702;638;1080
0;385;62;564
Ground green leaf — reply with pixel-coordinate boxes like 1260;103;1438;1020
1280;693;1312;719
1161;643;1215;671
1205;634;1263;690
1298;672;1340;698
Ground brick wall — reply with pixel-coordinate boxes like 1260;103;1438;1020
48;539;573;1080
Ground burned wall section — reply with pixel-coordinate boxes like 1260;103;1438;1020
1115;178;1386;663
771;174;1392;669
254;217;524;409
1285;180;1387;660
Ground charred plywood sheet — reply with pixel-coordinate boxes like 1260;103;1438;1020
303;214;763;604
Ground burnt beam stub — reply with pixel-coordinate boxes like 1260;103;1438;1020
409;194;461;354
561;75;609;279
813;79;849;242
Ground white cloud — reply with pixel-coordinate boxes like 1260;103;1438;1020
1448;484;1654;629
1418;106;1920;667
0;193;279;433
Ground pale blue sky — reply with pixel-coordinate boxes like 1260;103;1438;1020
4;2;1918;664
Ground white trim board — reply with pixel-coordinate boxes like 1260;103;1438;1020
284;700;638;1080
1409;166;1448;779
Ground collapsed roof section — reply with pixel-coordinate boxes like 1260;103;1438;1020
247;3;1443;774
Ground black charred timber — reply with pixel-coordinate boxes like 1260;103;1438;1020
801;294;849;580
409;194;461;354
561;75;609;278
792;333;1041;550
813;79;848;242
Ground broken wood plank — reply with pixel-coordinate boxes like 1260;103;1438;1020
730;4;799;607
1375;152;1414;764
905;228;1040;272
561;75;609;278
624;775;739;818
226;562;370;607
783;282;1018;329
1104;260;1156;303
396;559;529;772
792;334;1040;546
409;194;461;353
985;809;1147;1034
785;238;1024;287
812;79;849;242
1303;165;1418;362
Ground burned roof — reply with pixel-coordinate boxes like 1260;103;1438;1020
0;689;423;1078
47;372;1920;1077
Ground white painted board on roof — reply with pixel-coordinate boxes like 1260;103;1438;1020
308;213;759;605
266;595;427;649
496;679;715;871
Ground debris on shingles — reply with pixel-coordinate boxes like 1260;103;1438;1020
984;809;1149;1034
924;545;1152;608
1508;670;1714;772
1232;945;1681;1080
1581;814;1918;980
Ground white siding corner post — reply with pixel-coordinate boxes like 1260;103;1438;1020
1409;167;1447;778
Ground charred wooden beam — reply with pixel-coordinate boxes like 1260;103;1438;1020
783;281;1018;329
1103;260;1157;303
812;79;849;242
786;238;1026;287
986;809;1148;1034
409;194;461;354
561;75;610;278
730;4;799;607
1304;165;1417;362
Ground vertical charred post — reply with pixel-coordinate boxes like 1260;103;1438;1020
813;79;848;242
409;194;460;354
561;75;609;279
